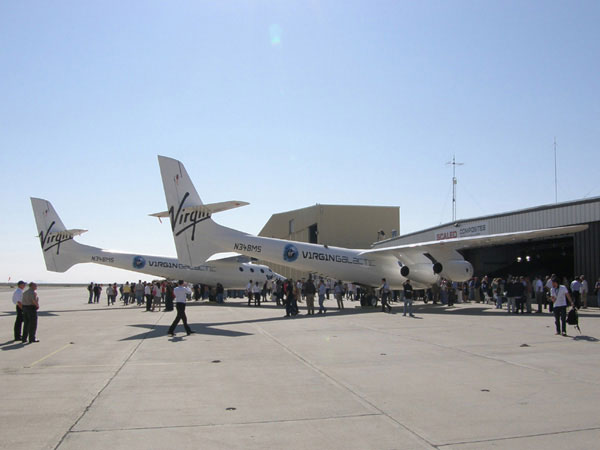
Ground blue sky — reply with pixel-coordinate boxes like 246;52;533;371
1;1;599;283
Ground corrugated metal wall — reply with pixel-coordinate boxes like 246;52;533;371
574;221;600;299
374;200;600;303
377;198;600;245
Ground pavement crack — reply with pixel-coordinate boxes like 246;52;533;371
437;426;600;447
246;319;438;449
53;311;166;450
69;412;383;434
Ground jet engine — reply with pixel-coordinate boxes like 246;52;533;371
400;264;439;285
436;260;473;282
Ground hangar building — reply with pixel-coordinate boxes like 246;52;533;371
372;197;600;290
258;204;400;280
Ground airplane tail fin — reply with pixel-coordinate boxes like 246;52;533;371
157;155;234;265
30;198;89;272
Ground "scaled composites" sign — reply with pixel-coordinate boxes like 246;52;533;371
435;221;489;241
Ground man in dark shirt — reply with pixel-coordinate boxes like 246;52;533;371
21;282;40;343
304;277;316;315
403;280;414;317
515;277;526;314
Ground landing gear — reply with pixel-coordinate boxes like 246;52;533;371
360;287;378;307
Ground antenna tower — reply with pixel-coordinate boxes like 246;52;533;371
554;137;558;204
446;155;464;222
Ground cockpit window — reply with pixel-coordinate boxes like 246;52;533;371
238;267;243;272
250;268;254;273
260;269;265;273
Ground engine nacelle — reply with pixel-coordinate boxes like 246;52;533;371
437;260;473;282
400;263;439;285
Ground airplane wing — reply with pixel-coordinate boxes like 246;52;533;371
359;224;588;262
150;200;249;218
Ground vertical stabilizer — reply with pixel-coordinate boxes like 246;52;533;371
157;156;229;265
31;198;88;272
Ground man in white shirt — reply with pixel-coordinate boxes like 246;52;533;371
318;279;327;314
167;280;193;336
246;280;253;306
545;275;555;312
570;277;581;309
252;281;261;306
551;278;572;336
580;275;588;308
12;280;25;341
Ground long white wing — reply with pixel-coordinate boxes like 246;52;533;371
359;224;588;263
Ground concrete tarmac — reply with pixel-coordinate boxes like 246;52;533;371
1;287;599;450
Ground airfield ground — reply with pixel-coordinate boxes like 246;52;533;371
1;287;599;450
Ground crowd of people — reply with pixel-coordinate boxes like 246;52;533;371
426;274;594;312
85;279;230;312
10;272;599;343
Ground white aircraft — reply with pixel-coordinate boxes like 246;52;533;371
157;156;588;289
31;198;279;287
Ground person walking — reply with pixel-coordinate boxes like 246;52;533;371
12;280;25;341
317;279;327;314
285;279;298;317
87;282;94;304
216;283;224;304
534;276;544;313
403;280;414;317
106;284;115;306
304;277;316;315
246;280;253;306
580;275;588;309
334;281;344;310
164;282;174;311
21;282;40;343
135;281;144;306
123;282;131;305
152;283;161;311
545;275;555;312
506;277;516;314
380;278;392;313
550;277;572;336
252;281;261;306
93;283;102;303
274;280;283;306
570;276;581;309
167;280;193;336
144;282;152;311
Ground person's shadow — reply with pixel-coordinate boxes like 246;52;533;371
572;335;599;342
0;339;26;351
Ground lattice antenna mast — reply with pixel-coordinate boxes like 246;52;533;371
446;155;464;222
554;137;558;204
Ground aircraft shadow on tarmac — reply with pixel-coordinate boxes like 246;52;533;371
408;303;600;318
120;323;253;341
0;310;59;318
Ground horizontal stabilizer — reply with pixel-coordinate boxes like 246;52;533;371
150;201;249;218
205;252;242;262
42;228;88;239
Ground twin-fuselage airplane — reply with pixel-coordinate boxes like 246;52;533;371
157;156;587;289
31;198;278;287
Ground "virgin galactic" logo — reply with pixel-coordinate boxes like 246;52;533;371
132;256;146;269
283;244;299;262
